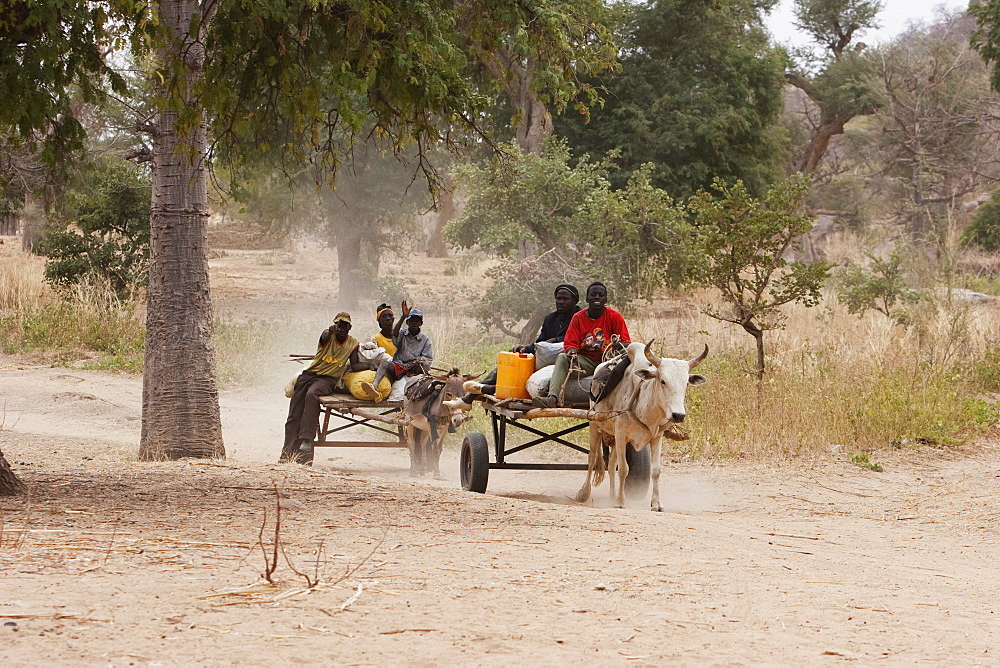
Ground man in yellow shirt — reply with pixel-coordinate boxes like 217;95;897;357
281;312;368;464
345;303;397;401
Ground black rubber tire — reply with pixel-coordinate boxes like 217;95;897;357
624;443;651;499
461;432;490;493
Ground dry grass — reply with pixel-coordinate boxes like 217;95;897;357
0;252;144;370
627;290;1000;459
0;252;52;313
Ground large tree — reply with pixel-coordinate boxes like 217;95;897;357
1;0;616;468
558;0;786;198
0;0;145;489
682;175;832;382
783;0;883;176
447;139;684;337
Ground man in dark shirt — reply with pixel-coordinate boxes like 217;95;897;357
512;284;582;355
461;284;581;401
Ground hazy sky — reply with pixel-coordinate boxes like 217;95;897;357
767;0;971;48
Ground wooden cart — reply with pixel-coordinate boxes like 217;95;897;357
314;395;408;449
459;397;650;496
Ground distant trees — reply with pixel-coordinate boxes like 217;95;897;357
35;159;151;296
447;139;684;338
557;0;786;198
834;250;920;321
865;13;1000;240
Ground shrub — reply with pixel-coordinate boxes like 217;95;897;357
963;187;1000;251
35;159;151;298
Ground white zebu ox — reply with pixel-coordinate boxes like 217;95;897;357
577;341;707;510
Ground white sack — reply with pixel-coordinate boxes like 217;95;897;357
525;366;593;407
533;341;564;370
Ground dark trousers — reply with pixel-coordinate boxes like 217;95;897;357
282;371;338;460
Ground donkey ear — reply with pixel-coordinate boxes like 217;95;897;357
463;370;486;381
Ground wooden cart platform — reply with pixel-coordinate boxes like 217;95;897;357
315;395;407;449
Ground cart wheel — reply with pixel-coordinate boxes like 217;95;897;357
624;443;651;499
461;432;490;493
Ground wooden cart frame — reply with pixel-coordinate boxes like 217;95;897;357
459;398;650;495
314;396;408;449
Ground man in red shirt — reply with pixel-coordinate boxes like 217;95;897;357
532;282;631;408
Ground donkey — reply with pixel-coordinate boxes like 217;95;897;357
401;369;481;478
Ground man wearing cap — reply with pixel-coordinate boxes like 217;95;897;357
370;300;433;391
281;312;368;464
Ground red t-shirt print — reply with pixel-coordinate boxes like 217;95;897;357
580;328;605;355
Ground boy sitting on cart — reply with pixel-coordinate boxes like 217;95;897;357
367;301;433;396
459;284;581;403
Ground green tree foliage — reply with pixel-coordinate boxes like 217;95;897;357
447;140;684;336
203;0;617;184
557;0;786;198
963;187;1000;251
447;140;609;253
834;251;920;320
793;0;882;55
0;0;145;161
35;159;151;297
972;0;1000;93
682;175;833;380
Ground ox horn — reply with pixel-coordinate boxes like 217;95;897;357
688;344;708;369
643;339;659;366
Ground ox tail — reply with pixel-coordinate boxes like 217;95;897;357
589;435;607;488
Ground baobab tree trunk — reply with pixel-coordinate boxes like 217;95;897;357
0;448;26;495
140;0;224;460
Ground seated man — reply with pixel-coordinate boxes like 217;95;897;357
512;283;581;355
532;282;631;408
369;301;433;393
344;303;397;401
463;283;581;400
281;312;368;464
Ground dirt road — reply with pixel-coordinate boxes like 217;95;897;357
2;359;999;665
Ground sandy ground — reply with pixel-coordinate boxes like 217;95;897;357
2;235;1000;665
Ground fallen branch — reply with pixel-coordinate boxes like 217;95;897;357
339;583;364;611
